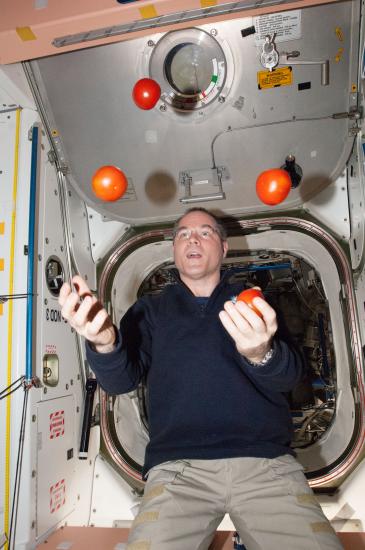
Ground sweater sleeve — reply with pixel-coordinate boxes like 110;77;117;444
85;297;153;395
238;338;303;393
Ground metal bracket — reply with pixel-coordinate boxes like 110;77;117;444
179;166;227;204
47;150;57;164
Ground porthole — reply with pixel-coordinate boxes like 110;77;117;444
149;28;228;111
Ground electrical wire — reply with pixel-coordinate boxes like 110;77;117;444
292;278;318;314
7;386;29;550
0;377;25;400
0;293;35;304
210;114;338;168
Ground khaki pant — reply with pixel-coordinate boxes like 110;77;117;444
126;456;344;550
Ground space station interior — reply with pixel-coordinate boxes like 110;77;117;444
1;0;365;548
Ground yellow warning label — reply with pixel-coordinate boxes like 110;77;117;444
258;67;293;90
335;47;344;63
139;5;158;19
16;27;37;41
201;0;217;7
0;258;4;271
335;26;344;42
0;303;3;316
0;222;4;235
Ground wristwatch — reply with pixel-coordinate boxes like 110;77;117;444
248;347;274;366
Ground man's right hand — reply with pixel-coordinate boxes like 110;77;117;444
59;275;116;353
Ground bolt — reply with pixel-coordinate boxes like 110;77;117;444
218;96;225;103
54;189;58;196
68;190;72;196
38;254;42;261
32;415;36;422
148;40;155;47
66;384;69;390
210;28;218;36
159;104;167;112
60;245;64;252
31;521;35;529
76;406;80;413
32;470;36;478
45;237;49;244
44;387;47;394
44;298;48;305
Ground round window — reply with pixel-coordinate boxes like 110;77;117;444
149;28;227;111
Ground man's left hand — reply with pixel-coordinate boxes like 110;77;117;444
219;296;278;363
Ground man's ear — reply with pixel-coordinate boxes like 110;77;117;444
222;240;228;258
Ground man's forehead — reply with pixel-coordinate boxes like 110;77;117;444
178;212;216;227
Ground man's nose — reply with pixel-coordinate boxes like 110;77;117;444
188;230;200;243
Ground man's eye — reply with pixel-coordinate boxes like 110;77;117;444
201;229;212;238
178;230;189;239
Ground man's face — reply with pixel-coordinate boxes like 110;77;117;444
173;211;228;284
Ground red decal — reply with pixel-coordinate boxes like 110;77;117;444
45;344;57;354
50;479;66;513
50;410;65;439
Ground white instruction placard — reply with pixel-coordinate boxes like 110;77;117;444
254;10;302;44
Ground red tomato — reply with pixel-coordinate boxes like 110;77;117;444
132;78;161;110
91;165;128;202
237;288;265;317
256;169;291;205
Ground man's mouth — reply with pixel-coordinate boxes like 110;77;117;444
187;252;202;259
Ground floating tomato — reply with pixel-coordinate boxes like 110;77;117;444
237;288;265;317
256;169;292;205
91;165;128;202
132;78;161;110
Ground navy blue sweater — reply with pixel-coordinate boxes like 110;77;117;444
86;273;302;476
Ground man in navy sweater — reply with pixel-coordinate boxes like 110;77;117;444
59;208;343;550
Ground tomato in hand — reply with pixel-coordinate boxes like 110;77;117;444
256;169;292;205
132;78;161;110
236;288;265;317
91;165;128;202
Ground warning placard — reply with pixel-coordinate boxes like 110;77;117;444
50;479;66;513
254;10;302;43
257;67;293;90
49;410;65;439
